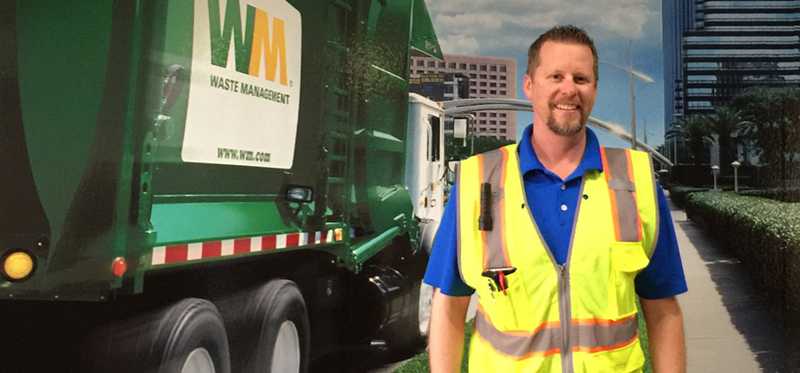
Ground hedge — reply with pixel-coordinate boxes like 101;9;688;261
684;192;800;369
739;187;800;203
668;186;709;209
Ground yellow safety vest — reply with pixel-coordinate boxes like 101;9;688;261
457;144;659;373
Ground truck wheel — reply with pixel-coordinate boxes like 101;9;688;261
154;299;231;373
221;279;310;373
80;298;231;373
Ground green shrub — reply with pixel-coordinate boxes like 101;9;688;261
668;186;709;209
684;192;800;369
739;187;800;202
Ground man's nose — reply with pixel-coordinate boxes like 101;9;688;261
559;78;578;96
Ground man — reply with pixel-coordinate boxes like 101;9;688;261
424;25;687;373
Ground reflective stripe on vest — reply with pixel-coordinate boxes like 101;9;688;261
474;308;639;357
478;147;512;270
601;147;643;242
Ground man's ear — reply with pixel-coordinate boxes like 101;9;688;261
522;73;534;101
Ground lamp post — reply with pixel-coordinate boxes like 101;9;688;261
731;160;741;193
711;165;720;191
601;44;654;150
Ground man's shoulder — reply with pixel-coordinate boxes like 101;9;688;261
601;146;651;160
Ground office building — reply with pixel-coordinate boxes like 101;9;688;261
410;54;518;140
662;0;800;163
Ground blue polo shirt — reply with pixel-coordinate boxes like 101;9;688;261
423;125;688;299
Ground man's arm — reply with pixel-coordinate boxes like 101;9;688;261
428;289;470;373
641;296;686;373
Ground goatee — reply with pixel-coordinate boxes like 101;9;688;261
546;117;586;137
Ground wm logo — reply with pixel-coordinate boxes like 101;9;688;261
208;0;288;86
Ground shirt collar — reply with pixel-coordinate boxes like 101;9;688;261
517;124;604;181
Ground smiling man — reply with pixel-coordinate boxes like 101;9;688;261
425;25;687;373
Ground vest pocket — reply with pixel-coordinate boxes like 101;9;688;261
610;242;649;273
610;242;649;317
476;273;525;330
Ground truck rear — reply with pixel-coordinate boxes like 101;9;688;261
0;0;444;371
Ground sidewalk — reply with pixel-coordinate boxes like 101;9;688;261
671;198;784;372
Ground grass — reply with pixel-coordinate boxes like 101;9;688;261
395;321;473;373
396;304;653;373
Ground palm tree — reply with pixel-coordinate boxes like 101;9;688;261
706;106;744;175
678;114;714;167
733;87;800;189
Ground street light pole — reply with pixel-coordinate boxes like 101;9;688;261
628;41;637;150
601;47;652;151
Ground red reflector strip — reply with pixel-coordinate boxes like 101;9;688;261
151;229;343;266
202;241;222;258
233;238;250;254
286;233;299;247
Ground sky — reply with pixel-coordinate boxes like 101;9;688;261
424;0;666;149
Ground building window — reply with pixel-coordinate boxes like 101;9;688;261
499;90;506;95
469;73;476;78
459;63;467;69
500;113;506;118
438;62;446;68
490;113;497;117
479;120;486;125
480;82;487;87
470;89;477;94
469;64;477;70
479;112;486;117
427;61;436;67
490;120;497;125
490;82;497;87
490;75;497;79
500;75;506;80
480;64;487;71
470;81;476;86
499;83;506;88
480;74;487;79
490;65;497;72
416;60;424;66
490;90;497;95
449;62;456;69
480;89;487;94
500;66;507;72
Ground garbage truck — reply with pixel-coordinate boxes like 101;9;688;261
0;0;447;371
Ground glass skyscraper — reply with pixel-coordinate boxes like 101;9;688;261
662;0;800;163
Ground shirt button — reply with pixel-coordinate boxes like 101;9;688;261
560;184;567;191
560;204;568;212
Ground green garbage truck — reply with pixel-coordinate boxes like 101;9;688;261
0;0;447;371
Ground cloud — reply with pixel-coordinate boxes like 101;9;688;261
437;34;481;55
425;0;658;55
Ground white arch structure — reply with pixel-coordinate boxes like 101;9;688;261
442;98;673;167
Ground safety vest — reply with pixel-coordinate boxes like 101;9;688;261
457;144;659;373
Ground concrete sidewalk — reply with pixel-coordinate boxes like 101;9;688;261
671;199;784;372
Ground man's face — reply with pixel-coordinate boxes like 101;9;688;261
523;41;597;137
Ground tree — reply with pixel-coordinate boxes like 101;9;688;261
706;106;744;175
732;87;800;189
678;114;714;167
446;135;515;161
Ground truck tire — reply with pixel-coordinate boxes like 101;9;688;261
221;279;310;373
152;298;232;373
83;298;231;373
389;279;432;356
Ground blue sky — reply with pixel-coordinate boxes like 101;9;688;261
424;0;666;149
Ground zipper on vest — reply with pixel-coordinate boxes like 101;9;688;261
557;263;574;373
